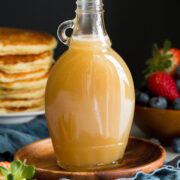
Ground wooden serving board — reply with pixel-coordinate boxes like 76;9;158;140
14;137;166;180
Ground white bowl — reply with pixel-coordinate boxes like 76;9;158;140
0;111;45;124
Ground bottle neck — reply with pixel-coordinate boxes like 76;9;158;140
71;0;111;47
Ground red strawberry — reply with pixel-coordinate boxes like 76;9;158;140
144;40;180;77
165;48;180;74
0;161;10;179
0;161;10;169
148;72;180;101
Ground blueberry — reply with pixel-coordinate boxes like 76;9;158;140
136;92;150;106
172;138;180;153
150;138;161;144
176;80;180;92
176;65;180;78
149;96;168;109
173;98;180;110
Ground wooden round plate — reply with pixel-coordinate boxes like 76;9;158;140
14;137;166;180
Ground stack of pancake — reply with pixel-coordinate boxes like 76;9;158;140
0;28;57;114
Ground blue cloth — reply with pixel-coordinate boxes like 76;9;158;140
116;160;180;180
0;115;49;161
0;116;180;179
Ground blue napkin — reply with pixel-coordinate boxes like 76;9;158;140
116;158;180;180
0;115;49;161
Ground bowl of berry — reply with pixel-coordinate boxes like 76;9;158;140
134;40;180;145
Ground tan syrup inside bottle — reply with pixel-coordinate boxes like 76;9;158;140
45;0;135;171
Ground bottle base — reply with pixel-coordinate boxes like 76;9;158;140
57;159;123;171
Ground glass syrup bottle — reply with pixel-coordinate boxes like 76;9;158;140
45;0;135;171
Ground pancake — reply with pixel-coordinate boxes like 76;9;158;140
0;69;48;83
0;106;44;114
0;28;57;55
0;73;48;90
0;88;45;99
0;97;44;108
0;51;53;73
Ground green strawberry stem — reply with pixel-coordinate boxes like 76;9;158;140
143;40;173;78
0;160;35;180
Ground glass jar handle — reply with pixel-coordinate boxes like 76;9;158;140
57;20;74;46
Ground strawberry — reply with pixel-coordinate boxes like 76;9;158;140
0;161;10;180
165;48;180;74
148;72;180;101
0;161;10;169
143;40;180;77
0;160;35;180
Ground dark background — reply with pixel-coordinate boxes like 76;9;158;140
0;0;180;87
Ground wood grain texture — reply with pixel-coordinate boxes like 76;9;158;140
134;105;180;145
14;137;166;180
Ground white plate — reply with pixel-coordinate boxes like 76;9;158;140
0;111;45;124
